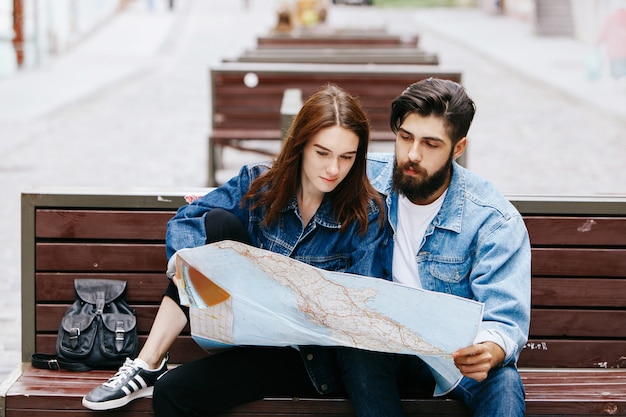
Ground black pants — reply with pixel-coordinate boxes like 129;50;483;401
154;209;319;416
153;346;318;416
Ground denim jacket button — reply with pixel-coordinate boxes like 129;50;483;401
320;384;328;392
306;353;314;361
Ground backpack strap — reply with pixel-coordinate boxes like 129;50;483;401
31;353;91;372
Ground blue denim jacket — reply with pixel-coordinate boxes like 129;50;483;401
166;161;391;394
367;153;531;366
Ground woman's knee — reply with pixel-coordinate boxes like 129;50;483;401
204;208;251;245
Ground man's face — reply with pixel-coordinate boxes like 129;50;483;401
392;113;463;205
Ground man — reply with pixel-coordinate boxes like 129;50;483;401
337;78;531;416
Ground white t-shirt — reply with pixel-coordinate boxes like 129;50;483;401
392;191;446;288
393;191;508;354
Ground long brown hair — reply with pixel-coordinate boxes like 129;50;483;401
242;84;383;235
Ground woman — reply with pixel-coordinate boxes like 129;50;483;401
82;84;390;414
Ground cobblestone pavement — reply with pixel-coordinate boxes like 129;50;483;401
1;0;625;385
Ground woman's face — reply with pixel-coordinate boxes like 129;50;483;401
300;125;359;197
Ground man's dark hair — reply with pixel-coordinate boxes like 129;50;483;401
390;78;476;145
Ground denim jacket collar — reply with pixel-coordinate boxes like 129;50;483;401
284;196;342;230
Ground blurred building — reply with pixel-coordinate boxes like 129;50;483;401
479;0;624;44
0;0;122;77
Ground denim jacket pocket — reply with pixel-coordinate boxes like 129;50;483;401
419;256;472;297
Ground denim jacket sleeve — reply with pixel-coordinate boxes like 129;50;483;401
165;164;260;259
469;213;531;365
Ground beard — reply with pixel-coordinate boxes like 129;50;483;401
392;151;454;203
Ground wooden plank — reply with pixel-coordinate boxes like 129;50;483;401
36;273;168;302
531;277;626;307
519;340;626;368
36;304;165;334
6;367;626;416
35;304;626;340
240;47;427;56
35;209;175;240
530;309;626;337
531;248;626;277
30;334;626;370
257;34;419;48
34;334;208;365
524;216;626;246
35;243;166;272
510;196;626;216
229;49;439;65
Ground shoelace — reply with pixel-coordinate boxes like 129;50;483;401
103;358;139;388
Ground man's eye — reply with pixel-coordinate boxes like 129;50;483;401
399;135;411;141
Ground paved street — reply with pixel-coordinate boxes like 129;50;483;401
1;0;625;384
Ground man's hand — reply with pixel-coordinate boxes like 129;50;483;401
452;342;505;382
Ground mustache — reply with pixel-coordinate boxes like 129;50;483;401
400;160;425;175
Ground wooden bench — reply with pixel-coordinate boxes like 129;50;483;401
208;62;462;185
1;189;625;416
256;32;419;48
224;47;439;65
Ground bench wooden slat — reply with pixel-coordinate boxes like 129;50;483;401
531;277;626;307
36;273;168;301
36;304;169;334
524;216;626;246
34;334;209;365
212;129;395;143
35;243;166;272
256;34;419;48
31;333;626;370
34;303;626;339
37;274;626;307
531;247;626;277
229;50;439;65
6;367;626;416
530;309;626;337
35;209;175;240
519;340;626;368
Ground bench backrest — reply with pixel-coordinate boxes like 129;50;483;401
226;48;439;65
21;191;210;364
513;197;626;369
210;62;462;140
256;33;419;48
21;190;626;368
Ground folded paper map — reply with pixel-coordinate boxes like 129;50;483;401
175;240;484;395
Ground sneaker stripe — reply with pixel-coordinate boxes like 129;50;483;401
122;386;132;395
128;380;140;392
134;375;148;389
